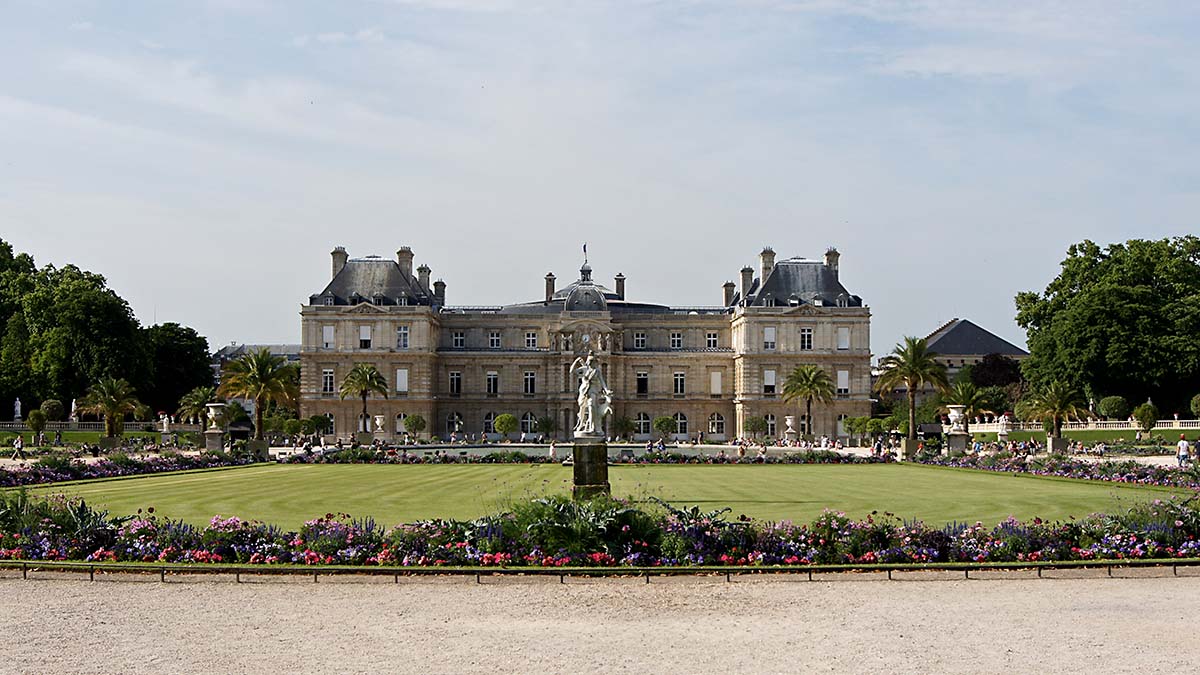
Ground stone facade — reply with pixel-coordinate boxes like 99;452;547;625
299;246;872;441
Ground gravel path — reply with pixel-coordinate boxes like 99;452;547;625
2;570;1197;674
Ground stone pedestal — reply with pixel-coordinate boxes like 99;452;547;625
1048;437;1070;454
898;438;920;460
246;439;269;462
204;429;225;452
572;438;610;500
946;432;970;455
356;432;375;446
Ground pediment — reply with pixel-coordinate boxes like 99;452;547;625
786;304;822;316
342;303;389;314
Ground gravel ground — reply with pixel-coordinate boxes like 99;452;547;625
2;570;1198;674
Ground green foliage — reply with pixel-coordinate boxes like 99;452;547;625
743;416;768;437
26;409;46;435
78;377;142;438
977;386;1011;416
403;414;426;435
177;386;218;425
1098;396;1130;420
652;415;676;438
970;354;1024;388
782;365;835;437
141;323;214;414
866;418;886;435
875;337;950;439
507;495;662;557
222;402;251;427
1016;381;1090;439
940;382;993;432
282;419;303;436
1132;402;1159;433
534;415;557;434
493;413;518;436
39;399;64;421
611;416;635;439
220;348;300;440
1191;394;1200;418
1016;237;1200;415
309;414;333;434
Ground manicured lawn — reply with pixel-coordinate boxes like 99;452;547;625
21;463;1188;529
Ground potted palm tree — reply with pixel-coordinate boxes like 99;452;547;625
79;378;142;450
1016;381;1089;453
874;337;949;458
177;386;218;428
218;348;299;460
339;363;389;445
781;365;835;441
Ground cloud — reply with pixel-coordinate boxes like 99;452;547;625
294;27;386;47
69;21;93;31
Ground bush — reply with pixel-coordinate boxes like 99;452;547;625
1192;394;1200;419
25;409;47;435
652;416;676;439
743;416;768;437
282;419;303;436
39;399;64;422
1098;396;1129;420
1132;402;1159;433
493;414;518;437
404;414;426;436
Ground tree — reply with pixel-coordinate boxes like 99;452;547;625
874;337;950;440
1132;402;1159;434
177;386;218;426
977;386;1011;417
743;416;768;438
652;415;676;439
141;323;213;414
337;363;388;435
309;414;333;435
222;401;251;427
1016;381;1089;439
611;416;635;440
26;409;46;437
403;414;426;437
970;354;1024;388
939;382;993;434
493;413;518;437
1016;237;1200;415
534;415;557;436
282;419;303;436
39;399;64;422
781;365;835;439
78;377;142;438
218;348;299;441
1192;394;1200;418
0;312;33;411
866;418;886;436
1098;396;1130;420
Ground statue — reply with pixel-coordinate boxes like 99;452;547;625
570;350;612;437
13;398;21;421
160;413;171;434
69;399;77;422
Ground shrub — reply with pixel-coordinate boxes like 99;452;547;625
493;414;518;437
404;414;426;436
743;416;768;437
1192;394;1200;419
652;416;676;439
25;410;47;436
39;399;64;422
1098;396;1129;420
282;419;303;436
1132;402;1159;433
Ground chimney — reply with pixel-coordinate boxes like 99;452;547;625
396;246;414;279
614;273;626;300
740;266;755;306
722;281;736;307
760;246;776;285
331;246;348;279
545;272;556;302
417;264;431;292
825;247;840;279
433;279;446;306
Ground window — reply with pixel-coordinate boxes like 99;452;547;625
359;325;372;349
673;412;688;435
321;369;335;394
797;414;809;435
523;371;536;395
709;371;722;398
446;412;462;435
670;332;683;350
489;331;501;349
525;331;538;349
521;412;537;434
396;325;409;350
765;414;777;437
635;413;651;435
636;371;649;396
763;326;777;351
837;370;850;396
322;296;334;306
452;331;465;349
322;325;335;349
395;413;407;434
395;368;409;395
483;412;496;434
449;371;461;397
673;371;686;396
358;413;370;433
486;371;499;395
799;327;813;351
706;332;718;349
708;413;725;435
837;414;849;436
763;369;776;397
634;332;647;349
837;327;850;350
324;412;335;434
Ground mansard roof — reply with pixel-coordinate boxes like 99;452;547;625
924;318;1028;357
733;257;862;307
310;256;433;306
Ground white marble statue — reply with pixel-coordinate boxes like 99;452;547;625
13;397;21;421
571;350;612;437
69;398;77;422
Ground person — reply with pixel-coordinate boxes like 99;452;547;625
548;439;557;461
1178;434;1191;468
11;435;25;460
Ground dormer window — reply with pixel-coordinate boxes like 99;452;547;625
373;294;385;305
322;296;334;306
836;296;848;307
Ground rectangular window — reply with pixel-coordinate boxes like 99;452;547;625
670;332;683;350
763;326;776;351
322;297;334;306
321;325;335;349
525;331;538;349
321;369;334;394
673;371;686;396
489;331;501;349
636;371;649;396
359;325;372;350
763;369;776;397
799;327;813;351
486;371;499;395
452;331;465;349
634;332;647;349
837;369;850;396
396;325;409;350
395;368;409;395
449;371;461;396
706;332;718;349
709;371;721;397
837;327;850;350
523;371;536;395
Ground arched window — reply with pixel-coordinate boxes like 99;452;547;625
635;413;651;435
764;413;776;437
797;414;809;435
324;412;335;434
674;412;688;435
483;412;496;434
446;412;463;435
358;413;370;433
708;413;725;435
837;414;849;437
521;412;537;434
395;413;407;434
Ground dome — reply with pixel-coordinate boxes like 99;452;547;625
564;283;608;311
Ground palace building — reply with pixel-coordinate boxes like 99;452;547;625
298;245;872;441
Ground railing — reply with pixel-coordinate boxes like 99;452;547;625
0;422;203;433
947;419;1199;434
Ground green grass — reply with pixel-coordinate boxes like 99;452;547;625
19;463;1188;529
0;431;162;445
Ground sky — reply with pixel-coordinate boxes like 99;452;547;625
2;1;1197;359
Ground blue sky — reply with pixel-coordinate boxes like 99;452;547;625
2;1;1197;356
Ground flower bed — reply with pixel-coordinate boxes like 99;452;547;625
285;448;888;466
921;454;1200;490
0;451;252;488
3;491;1199;567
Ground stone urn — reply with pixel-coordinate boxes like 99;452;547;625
784;415;798;442
946;405;966;434
373;415;386;434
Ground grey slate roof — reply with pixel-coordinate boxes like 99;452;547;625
309;257;432;306
732;258;862;307
924;318;1028;357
